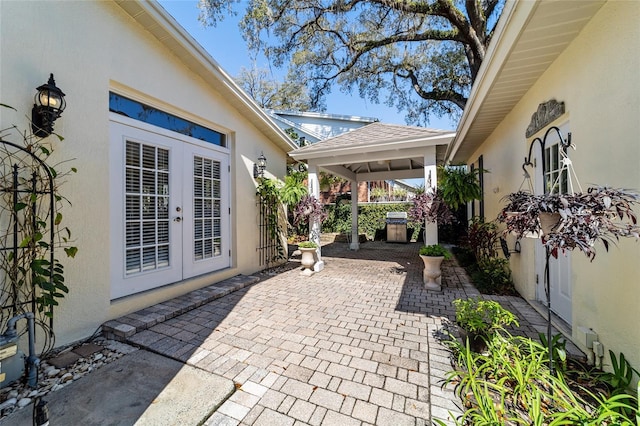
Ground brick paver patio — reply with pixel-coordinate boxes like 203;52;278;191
103;241;579;425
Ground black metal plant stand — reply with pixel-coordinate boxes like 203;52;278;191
522;126;572;374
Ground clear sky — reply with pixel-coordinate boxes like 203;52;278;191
157;0;457;131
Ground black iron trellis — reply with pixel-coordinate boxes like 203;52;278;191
0;139;55;336
258;196;278;267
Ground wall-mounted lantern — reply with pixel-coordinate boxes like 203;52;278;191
32;74;66;138
253;152;267;178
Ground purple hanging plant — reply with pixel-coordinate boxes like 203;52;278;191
408;191;455;225
293;195;327;227
498;186;640;260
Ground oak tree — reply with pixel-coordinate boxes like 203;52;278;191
235;66;318;111
200;0;504;124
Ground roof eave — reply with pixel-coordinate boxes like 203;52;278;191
446;0;606;164
445;0;534;163
114;0;298;152
270;109;379;124
290;133;455;161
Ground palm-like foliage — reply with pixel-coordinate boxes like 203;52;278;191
438;165;483;210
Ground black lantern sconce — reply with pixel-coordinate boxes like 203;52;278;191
499;237;521;259
253;152;267;178
32;74;66;138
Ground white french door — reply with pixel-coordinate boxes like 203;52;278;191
534;123;572;324
182;144;230;276
110;118;230;299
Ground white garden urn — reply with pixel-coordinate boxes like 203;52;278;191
299;247;317;270
420;255;444;290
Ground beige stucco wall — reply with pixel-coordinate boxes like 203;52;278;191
0;1;288;347
466;1;640;374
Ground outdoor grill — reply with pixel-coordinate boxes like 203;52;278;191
386;212;408;243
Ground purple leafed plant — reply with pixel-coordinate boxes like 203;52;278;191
408;191;455;225
293;195;327;226
498;186;640;260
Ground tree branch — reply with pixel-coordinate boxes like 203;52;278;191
397;68;467;109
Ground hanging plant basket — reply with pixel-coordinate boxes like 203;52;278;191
538;212;562;236
498;187;640;260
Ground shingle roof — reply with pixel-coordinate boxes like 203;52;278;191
291;122;453;155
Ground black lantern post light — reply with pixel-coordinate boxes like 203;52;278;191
32;73;66;138
253;152;267;178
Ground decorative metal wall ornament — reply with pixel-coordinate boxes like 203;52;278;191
525;99;565;138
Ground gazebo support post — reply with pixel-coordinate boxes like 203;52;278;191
423;148;438;245
350;179;359;250
307;162;324;272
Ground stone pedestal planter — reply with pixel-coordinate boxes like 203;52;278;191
299;247;317;271
420;255;444;290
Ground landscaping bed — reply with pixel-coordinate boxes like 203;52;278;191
439;307;639;425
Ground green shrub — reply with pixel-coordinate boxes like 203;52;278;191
358;203;414;239
470;257;517;295
322;202;351;234
453;298;519;334
419;244;452;259
322;202;419;240
297;241;318;248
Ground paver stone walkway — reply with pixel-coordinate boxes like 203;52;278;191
104;241;579;425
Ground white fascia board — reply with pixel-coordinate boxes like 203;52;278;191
266;112;325;141
290;133;455;161
270;109;379;124
121;1;298;152
300;147;434;167
445;0;537;163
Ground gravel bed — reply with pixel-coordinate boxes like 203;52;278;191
0;337;138;420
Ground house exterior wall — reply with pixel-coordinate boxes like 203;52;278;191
0;1;288;346
273;112;376;140
465;1;639;371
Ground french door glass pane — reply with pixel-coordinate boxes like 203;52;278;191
125;141;171;275
193;156;222;261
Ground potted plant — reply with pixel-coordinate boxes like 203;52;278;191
370;186;387;202
409;191;455;289
452;297;519;352
437;165;483;211
297;240;318;271
499;187;640;260
419;244;451;290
